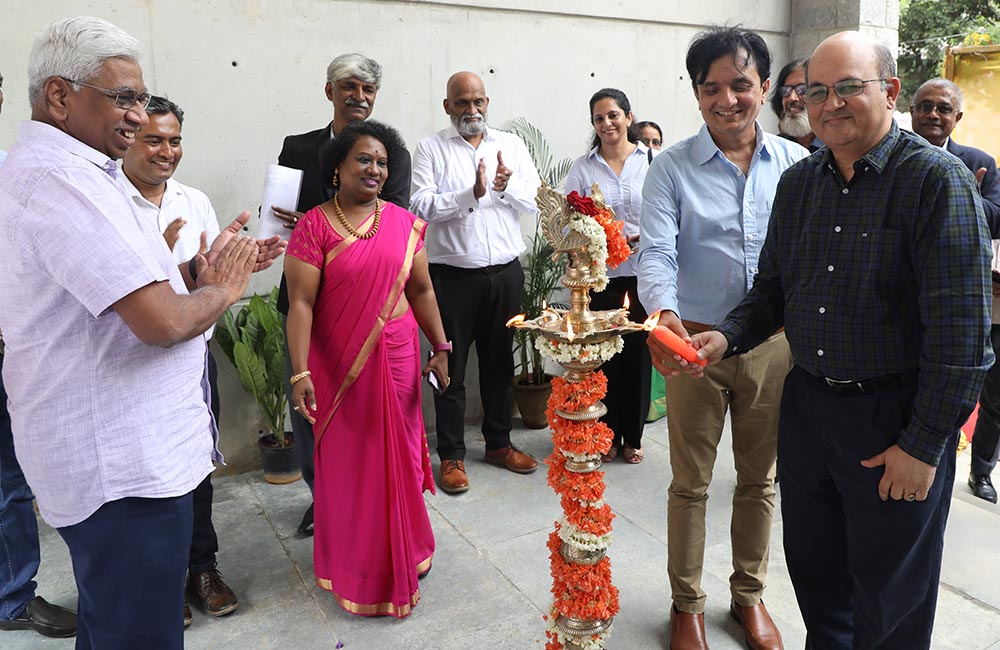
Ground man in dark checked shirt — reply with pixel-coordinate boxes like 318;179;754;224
663;31;994;649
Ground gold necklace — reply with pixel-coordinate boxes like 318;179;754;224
333;195;381;239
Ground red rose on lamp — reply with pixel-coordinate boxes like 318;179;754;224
566;191;600;216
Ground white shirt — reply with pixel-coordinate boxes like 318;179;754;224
410;125;540;268
120;175;222;337
0;121;216;528
565;143;649;278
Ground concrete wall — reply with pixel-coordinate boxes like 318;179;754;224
1;1;893;472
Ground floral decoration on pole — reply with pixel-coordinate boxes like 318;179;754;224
509;183;645;650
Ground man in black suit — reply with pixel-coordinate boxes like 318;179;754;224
271;53;412;534
911;77;1000;504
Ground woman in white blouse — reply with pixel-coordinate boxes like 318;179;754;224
565;88;651;464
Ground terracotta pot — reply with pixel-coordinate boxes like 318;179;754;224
512;375;554;429
258;432;302;485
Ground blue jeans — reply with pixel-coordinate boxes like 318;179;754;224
0;353;39;620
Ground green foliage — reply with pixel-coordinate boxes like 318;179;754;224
503;118;574;385
215;287;289;445
899;0;1000;102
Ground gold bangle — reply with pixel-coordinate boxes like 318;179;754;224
290;370;312;385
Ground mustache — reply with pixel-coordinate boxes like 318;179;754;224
345;98;370;109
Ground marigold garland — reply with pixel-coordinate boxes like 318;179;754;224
547;453;606;503
550;372;608;411
547;528;621;620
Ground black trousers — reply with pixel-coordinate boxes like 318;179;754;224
189;349;220;573
971;325;1000;477
778;365;958;650
429;260;523;460
588;276;650;449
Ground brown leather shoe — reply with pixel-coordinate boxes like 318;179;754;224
187;568;239;617
440;459;470;493
730;601;783;650
183;600;192;628
670;605;708;650
484;445;538;474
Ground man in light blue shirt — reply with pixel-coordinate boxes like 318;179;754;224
637;26;807;650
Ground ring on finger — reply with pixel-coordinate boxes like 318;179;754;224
905;493;917;502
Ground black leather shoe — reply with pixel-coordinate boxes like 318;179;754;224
296;502;314;537
969;473;998;503
183;599;192;628
0;596;76;638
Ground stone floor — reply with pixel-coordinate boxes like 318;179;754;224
8;417;1000;649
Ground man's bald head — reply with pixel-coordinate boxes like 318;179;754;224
806;31;900;163
444;71;489;140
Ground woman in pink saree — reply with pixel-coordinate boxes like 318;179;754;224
284;121;450;618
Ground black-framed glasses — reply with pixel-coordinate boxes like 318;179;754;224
779;83;807;98
802;78;886;104
911;101;956;116
62;78;151;110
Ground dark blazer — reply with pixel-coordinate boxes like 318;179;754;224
947;139;1000;238
276;122;414;313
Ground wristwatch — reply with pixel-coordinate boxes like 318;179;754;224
432;341;453;352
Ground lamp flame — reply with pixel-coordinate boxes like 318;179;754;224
566;317;575;342
642;311;660;331
623;294;630;310
506;314;526;328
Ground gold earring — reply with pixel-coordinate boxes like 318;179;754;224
332;169;340;187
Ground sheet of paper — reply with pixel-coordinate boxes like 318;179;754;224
258;163;303;241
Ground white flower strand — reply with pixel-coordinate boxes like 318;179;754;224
558;516;614;552
568;213;610;292
535;335;624;365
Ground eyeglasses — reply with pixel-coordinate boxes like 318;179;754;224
62;78;152;110
911;101;956;116
802;78;886;105
779;83;807;98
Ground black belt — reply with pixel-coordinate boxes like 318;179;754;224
431;260;518;275
806;369;918;395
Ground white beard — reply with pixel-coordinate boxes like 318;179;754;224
779;111;813;139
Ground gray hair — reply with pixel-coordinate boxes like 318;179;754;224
29;16;143;107
875;41;896;80
325;53;382;89
914;78;963;110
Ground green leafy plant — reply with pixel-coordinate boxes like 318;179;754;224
504;118;574;386
215;286;289;446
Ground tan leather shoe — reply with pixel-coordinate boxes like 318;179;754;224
484;445;538;474
440;459;470;493
730;601;783;650
670;605;708;650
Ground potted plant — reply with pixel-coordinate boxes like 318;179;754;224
505;118;574;428
215;286;301;484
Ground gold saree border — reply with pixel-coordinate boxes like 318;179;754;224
315;553;433;618
316;218;426;442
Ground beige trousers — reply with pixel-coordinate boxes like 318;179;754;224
664;332;792;614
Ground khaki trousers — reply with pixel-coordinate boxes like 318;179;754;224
664;332;791;614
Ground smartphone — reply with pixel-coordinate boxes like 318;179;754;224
426;351;444;396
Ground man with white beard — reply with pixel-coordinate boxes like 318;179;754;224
410;71;541;494
771;59;823;152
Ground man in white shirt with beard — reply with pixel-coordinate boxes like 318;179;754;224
410;71;541;494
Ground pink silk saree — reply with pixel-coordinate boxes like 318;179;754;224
286;201;435;618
